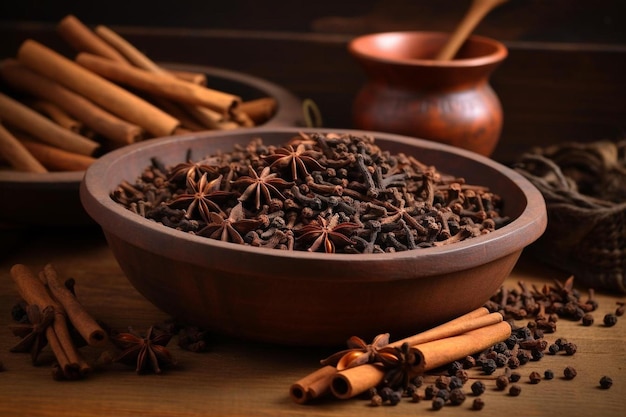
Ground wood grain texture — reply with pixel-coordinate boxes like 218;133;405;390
0;229;624;417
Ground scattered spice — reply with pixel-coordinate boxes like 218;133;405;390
544;369;555;380
471;380;486;396
431;396;445;410
112;132;509;253
563;366;578;380
529;371;542;384
599;376;613;389
508;385;522;396
603;313;618;327
472;397;485;410
582;313;594;326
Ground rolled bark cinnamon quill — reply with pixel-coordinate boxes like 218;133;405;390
329;320;512;400
0;92;100;156
76;52;241;113
0;59;143;146
17;39;179;137
57;14;129;64
0;123;47;173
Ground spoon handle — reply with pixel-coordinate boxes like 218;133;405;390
435;0;508;60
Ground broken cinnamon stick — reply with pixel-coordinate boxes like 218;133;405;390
0;59;143;145
57;14;129;64
17;39;179;137
0;123;47;173
0;92;100;156
76;52;241;113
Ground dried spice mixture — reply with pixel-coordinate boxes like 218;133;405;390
112;132;509;253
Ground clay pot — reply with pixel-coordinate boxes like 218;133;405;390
349;31;507;157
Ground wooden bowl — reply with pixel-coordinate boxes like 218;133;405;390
0;64;303;227
80;127;547;346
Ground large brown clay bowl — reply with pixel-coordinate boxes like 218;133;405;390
0;64;303;227
80;127;546;346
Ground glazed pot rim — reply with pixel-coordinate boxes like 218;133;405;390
80;127;546;279
348;31;508;68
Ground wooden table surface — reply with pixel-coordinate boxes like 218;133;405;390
0;226;624;417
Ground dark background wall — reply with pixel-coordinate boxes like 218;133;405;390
1;0;624;163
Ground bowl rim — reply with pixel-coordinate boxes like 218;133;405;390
348;30;508;68
0;63;303;188
80;127;547;279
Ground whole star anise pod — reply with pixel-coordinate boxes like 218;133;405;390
296;214;360;253
112;326;175;374
9;304;55;364
376;342;419;390
320;333;389;370
262;144;325;180
231;165;294;210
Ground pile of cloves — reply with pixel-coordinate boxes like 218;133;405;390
111;132;510;253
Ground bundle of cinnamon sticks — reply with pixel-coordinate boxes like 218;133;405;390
0;14;278;173
9;263;107;380
290;307;511;404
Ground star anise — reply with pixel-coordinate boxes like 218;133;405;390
9;304;55;364
262;144;325;180
376;342;418;390
167;158;219;184
197;203;262;244
112;326;175;374
320;333;389;370
296;214;360;253
231;165;294;210
168;173;234;222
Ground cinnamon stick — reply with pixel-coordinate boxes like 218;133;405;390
289;365;337;404
93;25;243;128
57;14;129;64
388;307;501;348
19;139;96;171
9;264;89;378
29;100;83;133
17;39;179;137
239;97;278;125
291;308;506;403
0;123;47;173
0;59;143;146
0;92;100;156
94;24;207;84
76;52;241;113
42;264;107;346
330;321;512;400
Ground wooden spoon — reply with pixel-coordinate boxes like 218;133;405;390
435;0;508;60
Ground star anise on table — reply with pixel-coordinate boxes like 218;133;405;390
168;173;234;222
197;202;263;244
262;144;325;181
111;326;176;374
320;333;389;370
9;304;55;364
296;213;360;253
231;165;294;210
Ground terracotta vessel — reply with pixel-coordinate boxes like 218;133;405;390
349;31;508;157
80;127;546;346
